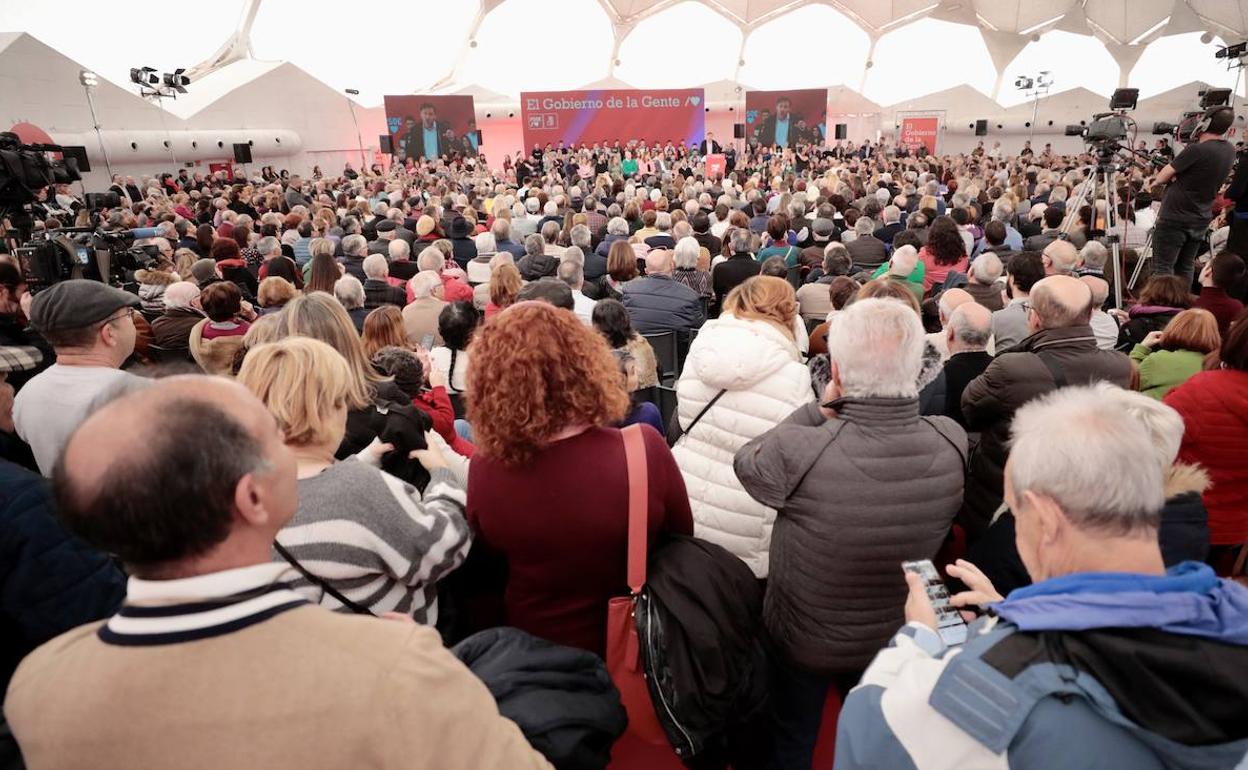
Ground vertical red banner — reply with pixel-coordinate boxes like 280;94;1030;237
900;117;939;156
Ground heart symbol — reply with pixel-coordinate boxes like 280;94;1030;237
689;95;701;106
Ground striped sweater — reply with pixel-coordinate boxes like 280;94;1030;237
275;462;470;624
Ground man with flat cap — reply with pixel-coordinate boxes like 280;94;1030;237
12;280;142;475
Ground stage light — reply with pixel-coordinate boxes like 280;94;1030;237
79;70;98;87
130;67;159;86
162;69;190;93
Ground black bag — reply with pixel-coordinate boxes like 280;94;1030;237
634;535;769;766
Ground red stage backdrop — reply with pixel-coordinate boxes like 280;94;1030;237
900;116;940;156
384;94;480;160
744;89;828;148
520;89;705;148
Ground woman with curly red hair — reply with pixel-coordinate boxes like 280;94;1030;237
465;301;693;656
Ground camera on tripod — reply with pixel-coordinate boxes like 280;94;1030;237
15;228;159;293
1063;88;1139;158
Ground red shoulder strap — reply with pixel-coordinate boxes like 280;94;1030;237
621;424;649;594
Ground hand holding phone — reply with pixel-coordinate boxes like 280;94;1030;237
902;560;968;646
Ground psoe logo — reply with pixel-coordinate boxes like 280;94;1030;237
687;95;701;107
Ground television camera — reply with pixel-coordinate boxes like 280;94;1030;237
14;227;160;292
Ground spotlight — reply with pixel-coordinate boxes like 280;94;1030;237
1216;41;1248;59
78;70;98;88
1109;88;1139;111
129;67;159;86
162;68;190;93
345;88;360;95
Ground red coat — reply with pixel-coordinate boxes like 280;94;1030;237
410;386;474;458
1164;369;1248;545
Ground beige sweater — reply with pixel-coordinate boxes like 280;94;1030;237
6;604;552;770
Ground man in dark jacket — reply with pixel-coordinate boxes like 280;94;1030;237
338;235;370;283
1022;205;1065;252
368;219;398;255
690;213;721;256
362;255;407;310
961;275;1131;539
447;216;478;269
621;250;705;337
517;234;559;282
0;458;125;707
711;228;762;313
735;298;967;770
846;219;889;273
920;302;994;428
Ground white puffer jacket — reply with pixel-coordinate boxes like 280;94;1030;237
671;314;813;577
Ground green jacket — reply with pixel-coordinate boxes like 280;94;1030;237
1130;344;1204;399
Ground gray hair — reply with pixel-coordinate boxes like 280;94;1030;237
826;298;924;398
524;233;545;258
333;275;364;310
607;216;629;236
475;231;497;255
991;200;1014;222
1009;385;1165;535
570;224;592;249
882;205;901;224
417;246;446;273
949;303;991;347
256;236;281;256
491;218;511;242
1091;382;1185;471
309;237;335;260
541;220;560;244
557;260;584;288
970;252;1003;284
341;234;367;257
730;227;753;254
673;237;701;269
409;270;442;299
1080;240;1109;270
363;253;388;280
823;242;852;276
855;217;875;235
388;239;410;261
655;211;672;231
562;246;585;267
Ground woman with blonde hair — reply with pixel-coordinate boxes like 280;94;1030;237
671;276;813;578
238;336;469;623
256;276;298;313
485;263;522;319
465;302;692;656
1131;308;1221;399
277;292;409;458
360;305;409;359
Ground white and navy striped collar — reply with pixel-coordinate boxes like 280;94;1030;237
99;563;310;646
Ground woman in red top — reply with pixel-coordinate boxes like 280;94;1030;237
466;302;693;656
1164;308;1248;561
917;215;969;295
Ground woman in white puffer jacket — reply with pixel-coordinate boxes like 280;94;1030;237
672;275;813;578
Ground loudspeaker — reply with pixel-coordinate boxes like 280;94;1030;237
379;134;393;154
733;123;745;139
834;123;848;140
60;145;90;173
475;130;484;147
232;142;252;164
974;119;988;136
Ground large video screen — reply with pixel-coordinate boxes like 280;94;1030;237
744;89;828;148
384;94;479;160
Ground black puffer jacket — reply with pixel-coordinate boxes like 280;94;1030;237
452;627;626;770
635;535;768;765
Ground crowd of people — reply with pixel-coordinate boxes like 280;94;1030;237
2;109;1248;770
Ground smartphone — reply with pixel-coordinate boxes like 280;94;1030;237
902;559;968;646
420;334;434;350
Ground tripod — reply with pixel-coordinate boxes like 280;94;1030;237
1063;145;1129;309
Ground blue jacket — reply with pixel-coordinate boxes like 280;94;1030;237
1;461;125;698
836;562;1248;770
619;274;705;336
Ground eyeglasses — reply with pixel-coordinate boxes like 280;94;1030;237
103;307;136;324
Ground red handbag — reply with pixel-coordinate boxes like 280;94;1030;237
605;424;668;745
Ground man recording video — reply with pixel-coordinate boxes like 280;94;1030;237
1151;106;1236;283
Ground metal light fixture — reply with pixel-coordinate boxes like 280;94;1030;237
1015;71;1054;142
344;89;367;170
78;69;112;178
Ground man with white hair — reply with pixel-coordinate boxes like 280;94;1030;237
492;218;525;259
926;287;974;361
670;236;711;298
557;260;596;325
401;271;447;347
965;251;1005;311
333;275;368;332
414;246;473;304
846;217;888;273
837;384;1248;770
150;281;205;353
962;275;1132;538
518;233;560;281
872;205;904;245
1041;239;1079;276
1076;240;1108;278
920;301;994;427
510;200;539;240
362;254;406;310
735;298;967;770
620;249;705;337
388;238;419;282
539;221;566;261
644;212;675;250
339;234;370;283
1080;275;1119;350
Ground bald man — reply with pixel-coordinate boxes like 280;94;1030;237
1080;275;1119;351
1042;239;1079;276
5;376;553;770
926;287;974;361
959;275;1131;539
920;301;994;428
621;248;705;338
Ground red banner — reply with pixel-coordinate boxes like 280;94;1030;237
900;116;939;156
705;154;726;179
520;89;705;149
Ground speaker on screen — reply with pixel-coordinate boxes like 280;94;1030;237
60;145;90;173
733;123;745;139
232;143;253;164
834;123;847;140
974;119;988;136
379;135;393;154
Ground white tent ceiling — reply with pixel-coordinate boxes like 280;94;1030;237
1;0;1245;110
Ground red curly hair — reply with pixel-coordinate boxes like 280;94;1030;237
467;301;629;466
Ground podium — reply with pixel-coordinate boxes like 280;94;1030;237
705;153;726;179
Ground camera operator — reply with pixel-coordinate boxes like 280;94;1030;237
1151;106;1236;283
0;261;52;391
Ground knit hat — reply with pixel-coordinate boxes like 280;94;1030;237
416;215;436;238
